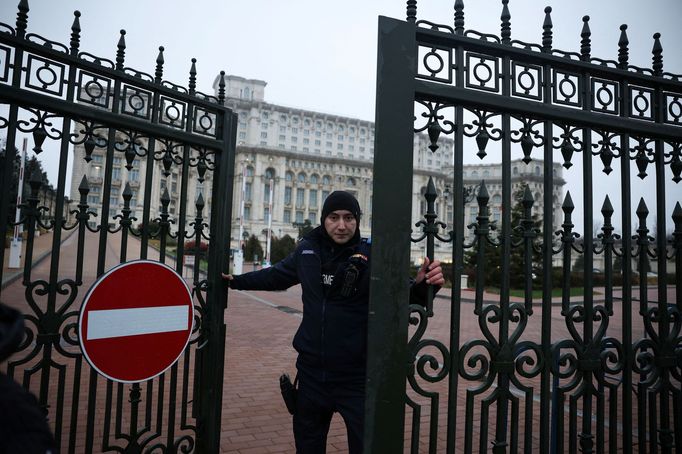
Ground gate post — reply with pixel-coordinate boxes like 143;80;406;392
364;16;416;453
195;110;237;452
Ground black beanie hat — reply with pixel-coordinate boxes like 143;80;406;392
320;191;362;224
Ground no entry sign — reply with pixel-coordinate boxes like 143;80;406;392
79;260;194;383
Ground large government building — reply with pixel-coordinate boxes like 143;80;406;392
69;75;565;263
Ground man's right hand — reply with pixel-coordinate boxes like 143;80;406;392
221;273;234;282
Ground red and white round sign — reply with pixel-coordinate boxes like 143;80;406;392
78;260;194;383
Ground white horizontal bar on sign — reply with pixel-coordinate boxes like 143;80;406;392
87;305;189;340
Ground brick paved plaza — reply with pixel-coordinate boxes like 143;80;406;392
1;231;675;452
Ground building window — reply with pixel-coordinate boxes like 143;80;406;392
326;141;332;148
239;132;246;139
309;189;318;207
112;167;121;180
297;172;306;183
261;122;268;129
292;128;298;134
322;175;331;185
261;132;268;139
296;210;304;223
310;174;318;184
244;182;252;201
264;182;272;203
296;188;305;207
337;144;343;150
308;211;317;222
322;190;329;202
283;210;291;223
315;140;321;146
286;172;294;182
303;138;309;145
129;169;139;181
291;137;298;143
244;206;251;220
264;206;270;221
284;186;292;205
246;166;254;177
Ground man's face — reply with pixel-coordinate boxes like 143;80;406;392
324;209;357;245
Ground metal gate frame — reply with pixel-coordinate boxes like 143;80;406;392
0;1;236;452
367;1;681;453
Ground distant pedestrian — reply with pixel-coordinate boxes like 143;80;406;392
0;303;57;454
223;190;444;453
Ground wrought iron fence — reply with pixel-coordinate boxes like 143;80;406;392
368;1;681;452
0;1;236;452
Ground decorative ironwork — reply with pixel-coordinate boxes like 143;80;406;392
0;2;236;452
370;1;682;452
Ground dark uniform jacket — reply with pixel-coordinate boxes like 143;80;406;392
230;226;429;383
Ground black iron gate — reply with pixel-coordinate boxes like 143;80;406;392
0;2;236;452
367;1;681;453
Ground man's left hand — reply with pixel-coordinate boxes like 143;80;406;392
416;257;445;286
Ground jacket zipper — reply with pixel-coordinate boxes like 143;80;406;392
321;295;327;381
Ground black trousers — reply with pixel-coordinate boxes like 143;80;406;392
293;375;364;454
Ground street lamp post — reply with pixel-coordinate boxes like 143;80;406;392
233;160;249;275
264;178;274;267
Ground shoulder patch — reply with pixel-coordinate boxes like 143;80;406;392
301;249;316;255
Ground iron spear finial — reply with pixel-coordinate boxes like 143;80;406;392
617;24;629;70
155;46;165;84
116;30;126;71
406;0;417;23
580;16;591;61
652;33;663;76
501;0;511;44
218;70;226;104
16;0;29;39
189;58;197;95
454;0;465;35
70;11;81;56
542;6;553;53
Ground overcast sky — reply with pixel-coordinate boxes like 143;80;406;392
1;0;680;234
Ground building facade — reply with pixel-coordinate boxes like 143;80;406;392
69;75;565;264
